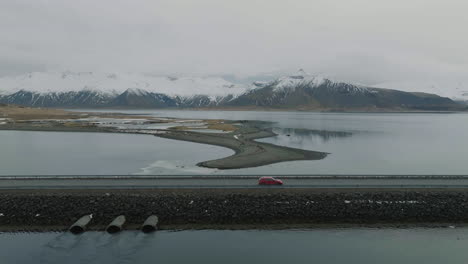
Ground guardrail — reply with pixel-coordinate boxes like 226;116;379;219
2;174;468;180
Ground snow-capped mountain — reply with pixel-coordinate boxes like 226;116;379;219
225;71;462;110
0;71;247;107
249;70;371;94
0;90;114;107
268;69;367;94
0;70;463;110
374;80;468;103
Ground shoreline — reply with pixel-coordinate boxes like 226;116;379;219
0;122;328;170
47;105;468;113
1;223;466;233
155;121;327;169
1;188;468;232
0;105;329;169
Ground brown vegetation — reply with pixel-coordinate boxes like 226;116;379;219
0;104;81;120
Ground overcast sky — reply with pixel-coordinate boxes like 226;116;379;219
1;0;467;84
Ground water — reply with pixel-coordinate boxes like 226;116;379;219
0;130;232;175
1;228;467;264
3;112;468;263
2;110;468;175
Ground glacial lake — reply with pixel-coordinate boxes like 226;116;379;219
1;110;468;175
2;228;468;264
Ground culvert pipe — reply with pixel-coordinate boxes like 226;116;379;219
141;215;159;233
69;214;93;234
106;215;126;234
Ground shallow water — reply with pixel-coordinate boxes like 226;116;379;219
0;130;232;175
141;111;468;174
1;228;467;264
2;110;468;175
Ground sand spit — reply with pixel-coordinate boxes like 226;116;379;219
156;122;327;169
0;105;328;169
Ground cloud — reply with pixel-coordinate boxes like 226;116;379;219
0;57;45;77
1;0;467;85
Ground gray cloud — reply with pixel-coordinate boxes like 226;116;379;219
1;0;467;84
0;57;46;77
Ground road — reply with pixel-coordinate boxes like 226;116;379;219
2;175;468;189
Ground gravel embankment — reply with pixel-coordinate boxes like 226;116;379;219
1;189;468;231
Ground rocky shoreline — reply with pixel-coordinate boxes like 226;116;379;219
2;188;468;232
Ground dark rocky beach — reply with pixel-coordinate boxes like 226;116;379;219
2;188;468;232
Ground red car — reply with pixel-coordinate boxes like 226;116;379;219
258;176;283;185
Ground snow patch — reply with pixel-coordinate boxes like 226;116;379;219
374;80;468;101
255;69;369;94
274;74;326;91
0;71;248;97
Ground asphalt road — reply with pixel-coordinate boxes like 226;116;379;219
2;175;468;189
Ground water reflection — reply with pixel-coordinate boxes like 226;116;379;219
274;128;353;141
3;111;468;175
262;127;354;150
4;229;468;264
39;232;155;264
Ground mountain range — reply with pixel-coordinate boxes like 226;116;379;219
0;71;464;111
374;80;468;104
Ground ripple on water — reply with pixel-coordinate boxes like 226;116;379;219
2;229;468;264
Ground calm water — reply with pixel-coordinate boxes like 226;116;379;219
2;110;468;175
1;228;468;264
2;112;468;263
0;130;232;175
